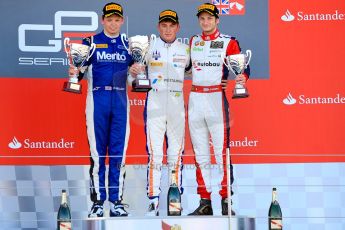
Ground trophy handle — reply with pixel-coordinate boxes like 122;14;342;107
221;53;229;69
221;53;237;77
87;43;96;61
121;33;129;51
245;50;252;67
150;34;157;49
221;54;237;76
141;34;157;64
78;42;96;68
64;37;70;57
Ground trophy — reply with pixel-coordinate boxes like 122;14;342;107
121;34;156;92
63;38;96;94
223;50;252;99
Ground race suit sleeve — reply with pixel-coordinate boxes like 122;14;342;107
185;36;195;76
226;38;250;80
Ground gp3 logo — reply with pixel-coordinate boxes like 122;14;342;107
18;11;98;52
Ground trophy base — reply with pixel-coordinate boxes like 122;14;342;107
232;87;249;99
63;81;82;94
132;79;152;93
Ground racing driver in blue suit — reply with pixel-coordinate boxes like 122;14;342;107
68;2;138;218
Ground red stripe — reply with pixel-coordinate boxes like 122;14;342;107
59;222;71;230
219;93;229;198
271;220;283;228
191;85;223;93
196;161;211;199
63;32;96;38
162;221;172;230
169;203;182;211
63;32;96;44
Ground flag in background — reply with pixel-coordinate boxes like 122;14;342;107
211;0;245;15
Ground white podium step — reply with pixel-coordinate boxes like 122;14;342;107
83;216;255;230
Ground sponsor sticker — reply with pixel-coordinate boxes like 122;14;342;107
210;41;224;49
150;62;163;67
96;44;108;48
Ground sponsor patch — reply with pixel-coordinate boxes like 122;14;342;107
160;10;177;18
193;47;203;52
210;41;224;49
198;4;215;12
173;58;186;63
96;44;108;48
152;50;161;60
150;62;163;67
173;63;185;68
106;4;122;11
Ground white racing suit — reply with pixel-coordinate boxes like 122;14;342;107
188;29;249;200
144;37;190;198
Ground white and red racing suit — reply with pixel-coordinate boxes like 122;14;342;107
144;37;190;198
188;29;249;200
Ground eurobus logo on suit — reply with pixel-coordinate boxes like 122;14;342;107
8;137;75;149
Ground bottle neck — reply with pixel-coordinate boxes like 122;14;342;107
61;192;67;204
171;171;177;185
272;190;277;202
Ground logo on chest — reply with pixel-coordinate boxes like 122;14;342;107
194;41;205;46
96;44;108;48
152;50;161;60
150;62;163;67
210;41;224;49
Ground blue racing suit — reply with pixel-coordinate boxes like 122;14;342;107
81;31;132;202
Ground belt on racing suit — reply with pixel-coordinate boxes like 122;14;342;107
191;85;223;93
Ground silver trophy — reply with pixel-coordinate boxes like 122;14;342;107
223;50;252;99
63;37;96;94
121;34;156;92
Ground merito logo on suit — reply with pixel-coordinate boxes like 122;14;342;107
96;51;127;62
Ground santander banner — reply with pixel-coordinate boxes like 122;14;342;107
1;0;344;165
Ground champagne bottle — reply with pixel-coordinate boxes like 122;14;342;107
57;190;72;230
167;170;181;216
268;188;282;230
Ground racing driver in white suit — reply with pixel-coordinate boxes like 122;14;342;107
188;3;250;216
129;9;191;216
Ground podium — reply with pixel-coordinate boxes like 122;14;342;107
83;216;255;230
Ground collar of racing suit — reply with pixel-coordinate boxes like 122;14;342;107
159;36;177;47
201;28;220;41
103;30;120;39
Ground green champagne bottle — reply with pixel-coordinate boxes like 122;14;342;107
57;190;71;230
167;170;181;216
268;188;282;230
